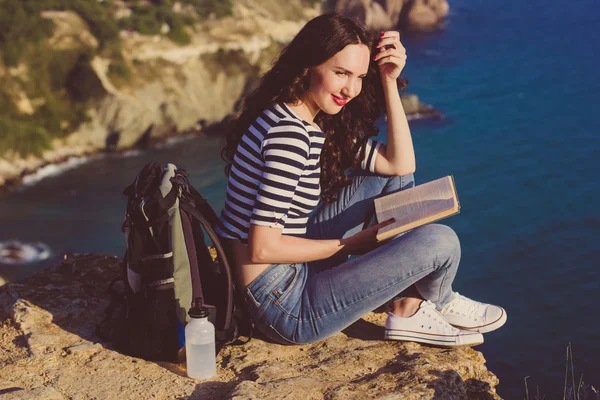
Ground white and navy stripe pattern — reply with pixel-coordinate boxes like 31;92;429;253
216;103;381;244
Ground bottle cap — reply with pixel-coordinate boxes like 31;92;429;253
188;298;209;318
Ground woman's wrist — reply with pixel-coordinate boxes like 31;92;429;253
382;78;400;93
382;78;406;116
337;237;352;257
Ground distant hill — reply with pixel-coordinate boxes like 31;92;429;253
0;0;444;189
0;0;320;188
0;0;315;157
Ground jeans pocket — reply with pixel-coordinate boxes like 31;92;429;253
246;264;289;303
245;264;291;322
267;324;301;345
246;264;302;323
245;292;273;323
270;264;301;320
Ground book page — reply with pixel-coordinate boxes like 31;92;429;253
375;176;459;237
377;198;455;237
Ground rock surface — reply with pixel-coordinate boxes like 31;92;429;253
331;0;449;31
0;254;501;399
333;0;403;30
404;0;450;31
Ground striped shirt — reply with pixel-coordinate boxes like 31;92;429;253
216;103;381;243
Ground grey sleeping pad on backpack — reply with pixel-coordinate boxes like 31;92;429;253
162;163;195;324
126;163;202;324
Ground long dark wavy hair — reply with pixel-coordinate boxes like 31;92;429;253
221;13;407;203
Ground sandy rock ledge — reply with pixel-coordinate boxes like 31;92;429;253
0;255;501;399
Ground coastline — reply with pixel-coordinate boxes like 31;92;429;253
0;127;205;193
0;94;440;193
0;1;449;194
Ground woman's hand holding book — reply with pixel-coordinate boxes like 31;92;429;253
341;218;396;256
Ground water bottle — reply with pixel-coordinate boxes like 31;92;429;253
185;298;216;379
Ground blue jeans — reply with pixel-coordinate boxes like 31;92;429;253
243;170;460;345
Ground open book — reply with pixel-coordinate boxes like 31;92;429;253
374;176;460;242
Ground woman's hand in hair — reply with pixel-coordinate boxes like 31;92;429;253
373;31;407;83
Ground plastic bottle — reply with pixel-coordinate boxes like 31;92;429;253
185;298;216;379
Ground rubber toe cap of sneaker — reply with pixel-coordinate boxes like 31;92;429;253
480;305;507;333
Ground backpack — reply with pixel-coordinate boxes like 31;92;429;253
96;161;252;362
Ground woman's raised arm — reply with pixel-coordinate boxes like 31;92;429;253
372;31;416;177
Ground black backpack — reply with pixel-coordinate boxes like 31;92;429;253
97;161;252;362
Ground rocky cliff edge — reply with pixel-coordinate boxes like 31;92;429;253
0;254;501;399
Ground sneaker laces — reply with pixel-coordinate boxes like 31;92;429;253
420;300;459;332
441;292;485;322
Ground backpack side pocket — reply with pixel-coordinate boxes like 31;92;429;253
125;254;180;361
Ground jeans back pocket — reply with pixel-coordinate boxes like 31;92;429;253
245;263;303;323
245;264;291;321
269;264;302;320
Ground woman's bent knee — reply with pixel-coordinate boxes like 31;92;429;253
413;224;461;260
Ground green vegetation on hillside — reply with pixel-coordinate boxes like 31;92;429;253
0;1;55;67
0;0;121;67
116;0;235;45
0;0;119;156
0;0;234;157
0;0;315;157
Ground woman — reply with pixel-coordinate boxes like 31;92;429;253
217;13;506;346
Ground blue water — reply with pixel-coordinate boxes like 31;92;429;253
1;0;599;397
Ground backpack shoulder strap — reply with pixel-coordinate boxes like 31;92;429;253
189;185;220;228
179;201;235;330
178;203;206;307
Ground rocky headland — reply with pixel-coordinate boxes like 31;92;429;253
331;0;450;31
0;254;501;399
0;0;443;191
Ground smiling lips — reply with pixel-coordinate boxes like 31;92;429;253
332;95;348;106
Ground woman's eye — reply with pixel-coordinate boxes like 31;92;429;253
335;71;347;76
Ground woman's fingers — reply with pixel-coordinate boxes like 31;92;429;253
375;53;407;66
376;30;405;60
376;37;405;51
380;30;400;40
371;218;396;231
379;53;407;62
376;37;397;48
373;45;406;60
373;48;400;61
363;218;394;234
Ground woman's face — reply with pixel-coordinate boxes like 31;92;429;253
306;43;371;115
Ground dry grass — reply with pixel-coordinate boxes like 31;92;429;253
525;343;599;400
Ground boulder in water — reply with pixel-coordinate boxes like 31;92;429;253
0;240;52;265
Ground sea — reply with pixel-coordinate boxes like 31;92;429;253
1;0;599;397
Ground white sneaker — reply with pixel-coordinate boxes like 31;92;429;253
384;300;484;347
439;292;507;334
